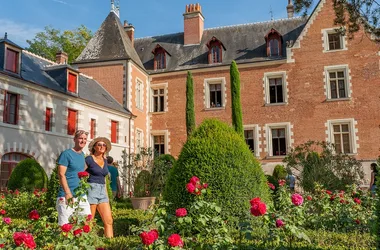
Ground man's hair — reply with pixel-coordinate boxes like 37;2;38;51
107;156;114;164
74;130;89;139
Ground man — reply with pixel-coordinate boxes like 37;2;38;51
107;156;121;199
56;130;91;226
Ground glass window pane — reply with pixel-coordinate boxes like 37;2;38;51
333;125;340;132
342;134;350;153
277;85;283;103
337;71;344;78
342;124;349;132
279;128;285;137
329;72;336;78
279;138;286;155
159;89;164;94
272;129;278;138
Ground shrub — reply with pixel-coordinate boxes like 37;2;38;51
133;170;152;197
186;71;195;136
272;165;287;180
112;209;152;236
7;159;48;192
163;119;270;221
151;154;175;197
45;164;60;209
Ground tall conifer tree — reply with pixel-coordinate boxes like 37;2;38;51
230;61;244;137
186;71;196;136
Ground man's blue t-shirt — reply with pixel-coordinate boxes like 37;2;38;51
57;149;85;198
108;165;119;191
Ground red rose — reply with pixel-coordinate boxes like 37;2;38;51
267;182;275;190
149;229;159;241
354;198;361;204
340;199;345;204
29;210;40;220
168;234;184;247
306;196;312;201
13;232;24;246
23;234;36;249
1;195;4;199
175;208;187;217
250;197;261;206
330;195;336;201
355;219;360;224
3;217;11;224
14;189;20;195
86;214;93;221
276;219;285;228
140;231;156;246
291;193;304;206
73;229;82;236
78;171;89;178
83;225;91;233
250;201;267;216
326;190;332;195
189;176;200;185
61;224;73;232
0;209;6;215
278;179;286;186
0;243;4;248
203;183;208;189
186;183;196;194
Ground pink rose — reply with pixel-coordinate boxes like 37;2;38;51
3;217;11;225
291;193;304;206
354;198;361;204
278;179;286;186
202;183;208;189
186;183;196;193
276;219;284;228
267;182;275;190
175;208;187;217
189;176;200;185
168;234;184;247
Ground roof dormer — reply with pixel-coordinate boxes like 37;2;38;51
265;28;283;57
152;44;171;70
44;63;80;95
0;32;23;76
206;36;226;64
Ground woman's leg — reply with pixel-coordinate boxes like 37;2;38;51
97;202;113;238
90;204;97;219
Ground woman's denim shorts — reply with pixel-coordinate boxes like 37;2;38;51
371;185;377;195
87;182;109;204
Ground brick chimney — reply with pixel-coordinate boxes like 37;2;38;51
287;0;294;18
124;20;135;47
56;51;68;64
183;3;204;45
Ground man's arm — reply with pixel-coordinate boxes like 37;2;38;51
58;165;73;204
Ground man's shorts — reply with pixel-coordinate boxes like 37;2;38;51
56;195;91;226
87;182;109;204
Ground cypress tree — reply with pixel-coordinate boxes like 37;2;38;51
186;71;196;137
230;61;244;137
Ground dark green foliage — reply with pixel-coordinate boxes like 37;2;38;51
163;119;270;221
284;141;364;192
151;154;175;197
230;61;244;137
133;170;152;197
112;209;152;237
186;71;196;137
8;159;48;192
45;164;60;209
106;175;113;205
272;164;287;180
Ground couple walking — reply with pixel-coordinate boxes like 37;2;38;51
56;130;116;238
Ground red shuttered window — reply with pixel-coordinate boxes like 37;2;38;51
68;73;77;93
45;108;52;131
90;119;96;139
67;109;77;135
5;48;19;73
111;121;118;143
3;91;19;125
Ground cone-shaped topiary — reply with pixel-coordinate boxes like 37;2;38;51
230;61;244;137
45;163;60;208
8;158;48;192
163;119;270;221
186;71;196;137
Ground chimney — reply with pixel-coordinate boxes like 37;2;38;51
124;20;135;47
56;51;68;64
183;3;204;45
287;0;294;18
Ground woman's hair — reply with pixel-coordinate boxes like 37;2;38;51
371;163;378;172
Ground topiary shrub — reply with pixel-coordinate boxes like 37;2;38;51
133;170;152;197
163;119;270;221
45;164;60;209
8;159;48;192
272;164;287;180
151;154;176;197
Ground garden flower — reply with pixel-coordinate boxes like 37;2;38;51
3;217;11;225
175;208;188;217
0;195;4;199
250;197;261;206
73;229;83;236
150;229;159;241
355;219;360;224
354;198;361;204
0;209;6;215
140;230;158;246
61;224;73;232
330;195;336;201
267;182;275;190
78;171;89;178
189;176;200;185
340;199;345;204
186;183;196;194
29;210;40;220
278;179;286;186
276;219;285;228
0;243;4;248
13;232;36;249
14;189;20;195
326;190;332;195
86;214;93;221
291;193;304;206
306;195;312;201
250;197;267;216
168;234;184;247
83;225;91;233
203;183;208;188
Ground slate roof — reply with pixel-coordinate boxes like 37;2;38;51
6;50;131;115
75;11;144;69
134;17;307;73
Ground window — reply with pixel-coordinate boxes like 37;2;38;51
209;83;222;108
204;78;226;109
111;120;118;143
90;119;96;139
152;88;165;112
136;80;143;110
155;52;166;70
264;72;287;105
211;44;221;63
68;72;77;93
3;92;19;125
328;33;342;50
323;29;346;52
244;130;255;152
271;128;287;156
269;39;279;57
5;48;19;73
327;119;357;154
324;65;350;100
153;135;165;156
266;123;291;157
45;108;52;131
136;129;143;153
265;28;282;57
67;109;77;135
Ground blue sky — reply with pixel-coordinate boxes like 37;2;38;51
0;0;317;47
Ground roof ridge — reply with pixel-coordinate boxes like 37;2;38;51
23;50;57;65
79;72;93;79
135;31;184;41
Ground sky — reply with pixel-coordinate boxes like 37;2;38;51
0;0;318;48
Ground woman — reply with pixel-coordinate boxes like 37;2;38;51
86;137;113;238
369;163;378;197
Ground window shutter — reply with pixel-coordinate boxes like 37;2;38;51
5;49;18;73
45;108;51;131
3;91;8;123
90;119;96;139
67;109;77;135
68;73;77;93
111;121;118;143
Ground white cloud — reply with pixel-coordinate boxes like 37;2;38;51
51;0;69;5
0;19;42;48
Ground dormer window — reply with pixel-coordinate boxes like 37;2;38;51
265;28;283;57
207;37;226;64
152;44;171;70
68;71;78;93
5;47;20;74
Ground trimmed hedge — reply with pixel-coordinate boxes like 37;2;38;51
45;164;59;209
8;159;48;192
133;170;151;197
163;119;270;221
112;208;152;236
